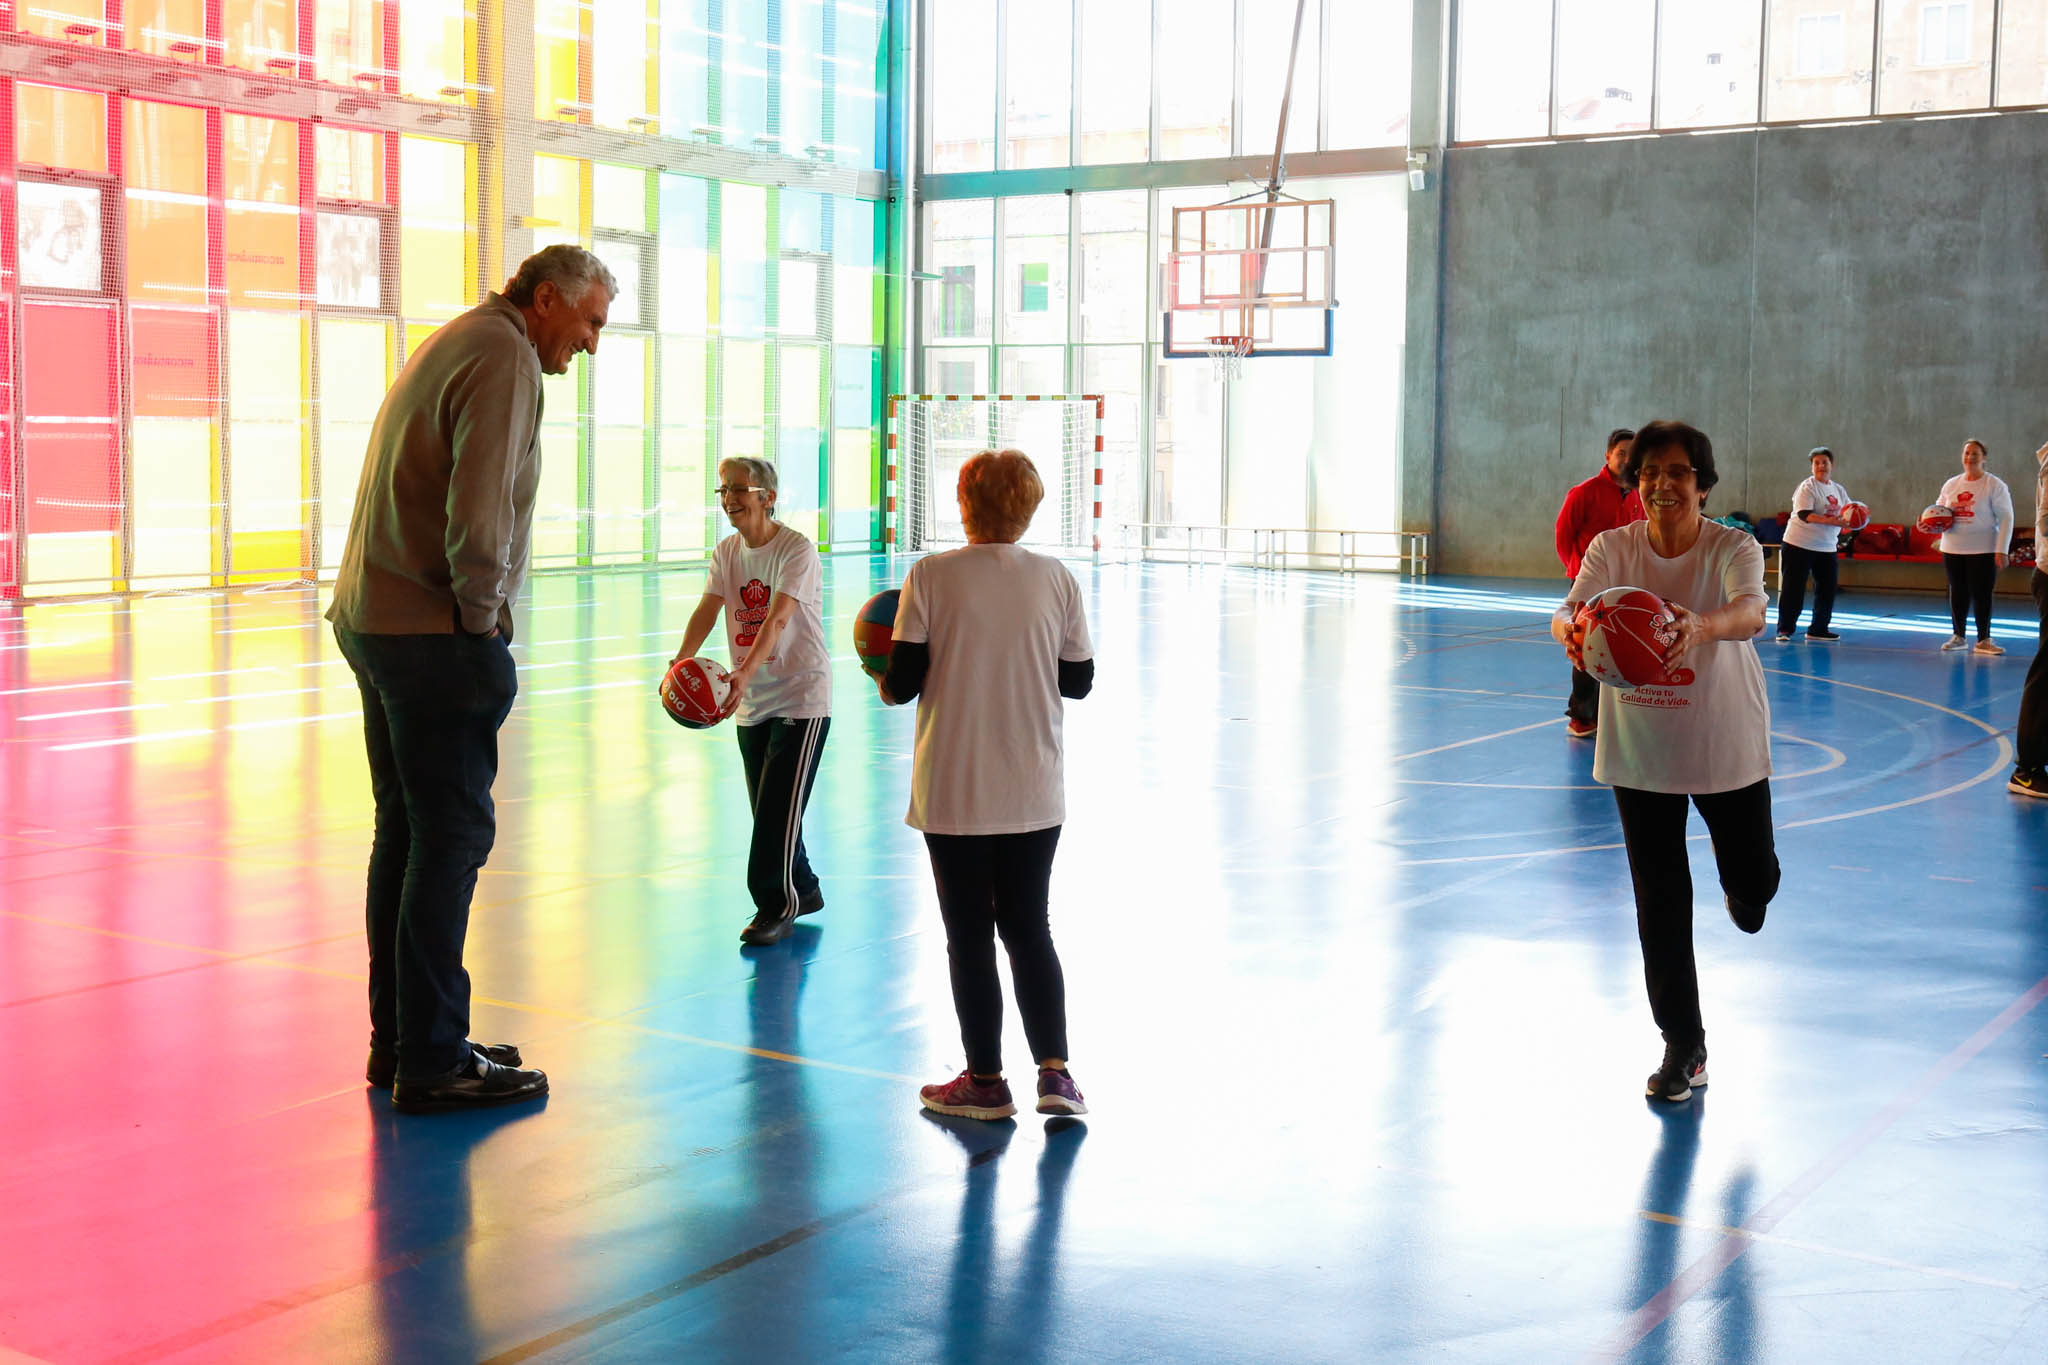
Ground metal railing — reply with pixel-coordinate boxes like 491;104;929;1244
1111;523;1429;576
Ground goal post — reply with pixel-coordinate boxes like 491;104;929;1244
886;394;1105;556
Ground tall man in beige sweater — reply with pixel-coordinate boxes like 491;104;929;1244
328;245;615;1112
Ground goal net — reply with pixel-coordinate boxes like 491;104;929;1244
887;395;1103;555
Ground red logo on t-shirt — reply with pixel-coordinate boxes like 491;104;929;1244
1823;494;1840;515
735;577;770;652
1953;490;1976;520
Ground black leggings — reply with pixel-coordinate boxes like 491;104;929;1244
925;826;1068;1075
1943;552;1999;640
1776;543;1838;634
1612;780;1780;1049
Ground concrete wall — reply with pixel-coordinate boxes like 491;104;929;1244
1432;114;2048;578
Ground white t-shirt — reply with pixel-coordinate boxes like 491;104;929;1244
1936;473;2015;555
1570;519;1773;795
705;525;831;724
1782;477;1851;554
894;543;1093;835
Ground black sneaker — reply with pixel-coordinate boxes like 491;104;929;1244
1725;893;1767;934
798;886;825;916
1806;628;1839;641
740;906;798;945
2010;768;2048;799
1773;631;1793;643
1646;1042;1708;1102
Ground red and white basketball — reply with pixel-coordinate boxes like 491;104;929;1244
1916;504;1956;534
1574;586;1678;690
659;656;732;729
1840;501;1869;531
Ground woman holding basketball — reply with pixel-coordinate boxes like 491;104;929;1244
1550;420;1779;1103
1775;446;1853;642
671;457;831;946
1933;438;2015;654
876;449;1095;1120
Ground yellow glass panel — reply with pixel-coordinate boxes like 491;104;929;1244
404;322;438;359
228;311;304;422
20;0;106;43
534;427;582;564
130;416;216;581
658;337;709;557
17;86;108;173
316;127;385;201
24;533;119;591
224;116;301;309
127;0;207;60
228;312;307;578
228;529;304;581
125;101;209;305
224;0;298;72
398;0;469;101
314;0;384;84
592;429;646;560
834;428;875;521
400;138;472;318
535;0;585;120
533;155;584;241
318;317;392;568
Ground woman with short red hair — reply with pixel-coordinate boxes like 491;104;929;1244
878;449;1096;1120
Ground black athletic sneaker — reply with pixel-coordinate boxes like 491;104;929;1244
1725;893;1766;934
1773;631;1793;643
1806;628;1840;641
740;906;798;945
797;886;825;915
2010;768;2048;799
1646;1042;1708;1102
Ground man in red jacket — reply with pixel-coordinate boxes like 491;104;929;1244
1554;427;1643;737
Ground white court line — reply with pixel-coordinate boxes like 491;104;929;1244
46;710;361;752
1392;717;1563;761
20;704;174;722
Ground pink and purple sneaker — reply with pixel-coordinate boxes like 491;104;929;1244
1036;1067;1088;1115
920;1070;1017;1120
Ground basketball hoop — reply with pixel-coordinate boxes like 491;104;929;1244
1205;334;1253;383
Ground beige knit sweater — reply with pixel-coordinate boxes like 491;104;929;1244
326;295;543;641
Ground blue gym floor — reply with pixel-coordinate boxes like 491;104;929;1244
3;560;2045;1364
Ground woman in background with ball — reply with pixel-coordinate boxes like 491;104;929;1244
1549;420;1779;1103
1933;438;2015;654
1776;445;1853;643
670;457;832;946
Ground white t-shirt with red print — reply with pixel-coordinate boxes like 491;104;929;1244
1783;477;1851;554
1570;519;1772;795
1935;472;2016;556
705;524;831;724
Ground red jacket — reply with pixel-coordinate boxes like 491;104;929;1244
1554;468;1645;579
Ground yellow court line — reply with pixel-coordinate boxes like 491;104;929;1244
1;908;919;1086
1635;1210;2027;1292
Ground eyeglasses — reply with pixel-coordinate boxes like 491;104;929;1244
715;484;767;498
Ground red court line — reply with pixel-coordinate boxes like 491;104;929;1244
1586;969;2048;1363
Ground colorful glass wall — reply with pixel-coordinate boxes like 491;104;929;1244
0;0;889;597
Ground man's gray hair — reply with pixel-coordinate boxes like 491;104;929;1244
719;456;779;497
504;244;619;308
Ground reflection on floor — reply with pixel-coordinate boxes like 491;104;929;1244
2;561;2045;1364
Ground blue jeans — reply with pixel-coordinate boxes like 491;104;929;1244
334;626;517;1079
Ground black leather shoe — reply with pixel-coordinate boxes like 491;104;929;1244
1726;893;1767;934
797;886;825;916
367;1041;522;1090
391;1055;549;1113
740;906;798;945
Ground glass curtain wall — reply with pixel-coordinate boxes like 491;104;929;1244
1456;0;2048;142
0;0;889;597
916;0;1412;549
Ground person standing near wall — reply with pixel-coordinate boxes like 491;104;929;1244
1934;439;2015;655
2010;441;2048;798
1775;446;1852;642
329;244;616;1112
1554;428;1643;737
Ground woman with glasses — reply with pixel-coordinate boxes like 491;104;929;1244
1549;420;1780;1104
877;449;1094;1120
671;457;832;945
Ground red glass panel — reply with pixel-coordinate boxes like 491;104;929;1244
23;301;122;535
